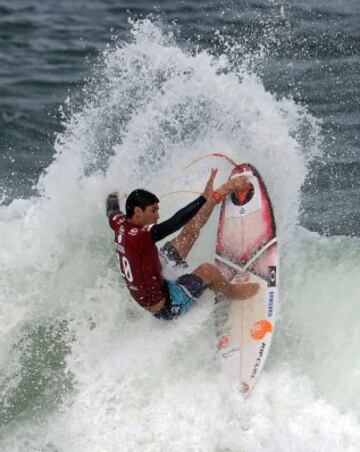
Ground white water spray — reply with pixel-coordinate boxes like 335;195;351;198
0;19;359;451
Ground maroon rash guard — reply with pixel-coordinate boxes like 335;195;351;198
107;195;206;310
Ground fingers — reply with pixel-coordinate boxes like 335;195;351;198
220;175;247;196
231;175;249;191
203;168;218;197
209;168;218;181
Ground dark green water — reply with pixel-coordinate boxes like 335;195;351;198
0;0;359;234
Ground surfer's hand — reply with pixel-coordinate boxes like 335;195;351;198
226;176;249;194
202;168;218;199
106;192;121;218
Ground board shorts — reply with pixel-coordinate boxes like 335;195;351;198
154;242;208;321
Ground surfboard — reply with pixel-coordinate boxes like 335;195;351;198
214;163;278;397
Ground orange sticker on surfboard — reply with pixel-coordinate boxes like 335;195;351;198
217;335;231;349
250;320;273;340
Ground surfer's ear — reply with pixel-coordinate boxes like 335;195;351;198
133;206;144;216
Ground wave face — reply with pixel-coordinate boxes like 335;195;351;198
0;20;359;451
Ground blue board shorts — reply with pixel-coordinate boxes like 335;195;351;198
154;242;208;321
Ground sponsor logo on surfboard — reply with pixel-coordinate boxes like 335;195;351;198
250;320;273;340
217;334;231;349
267;266;277;287
251;342;266;378
267;291;275;317
220;346;240;360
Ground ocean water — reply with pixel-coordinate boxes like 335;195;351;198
0;1;359;451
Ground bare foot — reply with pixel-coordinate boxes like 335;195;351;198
227;283;259;300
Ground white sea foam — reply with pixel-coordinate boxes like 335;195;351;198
0;20;359;451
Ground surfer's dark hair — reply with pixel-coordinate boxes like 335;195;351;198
126;189;159;218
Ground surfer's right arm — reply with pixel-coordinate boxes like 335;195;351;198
106;192;121;218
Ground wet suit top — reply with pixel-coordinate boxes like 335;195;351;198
107;194;206;309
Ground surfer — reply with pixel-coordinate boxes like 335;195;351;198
106;169;259;320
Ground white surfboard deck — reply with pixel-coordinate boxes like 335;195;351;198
214;163;278;397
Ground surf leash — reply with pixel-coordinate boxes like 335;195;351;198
159;190;201;199
183;152;238;170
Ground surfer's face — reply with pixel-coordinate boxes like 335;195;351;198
135;203;159;225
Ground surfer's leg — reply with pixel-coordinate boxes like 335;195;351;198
192;263;259;300
169;198;217;260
